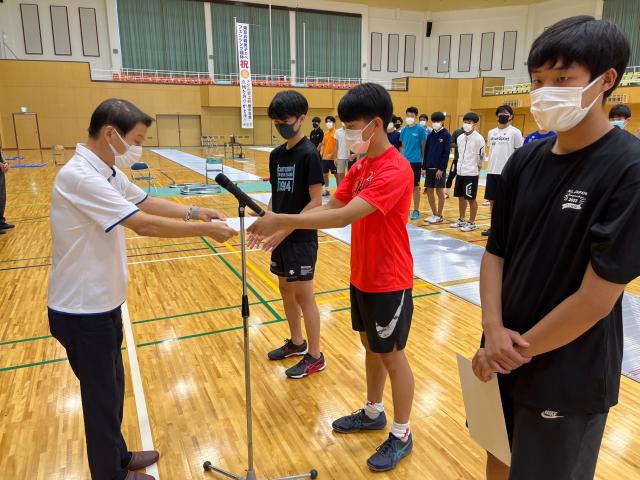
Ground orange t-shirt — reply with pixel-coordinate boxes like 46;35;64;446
321;129;337;160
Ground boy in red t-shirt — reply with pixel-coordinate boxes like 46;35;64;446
249;83;415;472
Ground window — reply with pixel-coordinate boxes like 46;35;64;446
79;7;100;57
458;34;473;72
388;34;399;72
20;4;43;55
480;32;495;71
501;31;517;70
50;6;71;55
404;35;416;73
370;32;382;72
437;35;451;73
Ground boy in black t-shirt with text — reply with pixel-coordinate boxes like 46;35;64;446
473;16;640;480
249;91;326;379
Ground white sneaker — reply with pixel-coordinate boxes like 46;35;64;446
431;215;444;225
424;215;437;224
450;218;466;228
460;222;477;232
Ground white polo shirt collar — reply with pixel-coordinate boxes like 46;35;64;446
76;143;117;179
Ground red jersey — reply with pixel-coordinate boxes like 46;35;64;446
334;145;414;292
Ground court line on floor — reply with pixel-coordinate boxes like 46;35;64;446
121;303;160;479
222;241;280;294
0;281;381;347
0;290;443;371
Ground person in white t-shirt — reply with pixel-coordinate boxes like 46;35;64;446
334;123;349;186
48;99;236;480
483;105;523;236
451;112;485;232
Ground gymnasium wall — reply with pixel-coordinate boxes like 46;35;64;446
2;58;639;150
367;0;603;84
0;0;113;70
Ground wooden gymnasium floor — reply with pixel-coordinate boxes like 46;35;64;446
0;146;639;480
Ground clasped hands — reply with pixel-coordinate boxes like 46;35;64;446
472;326;531;383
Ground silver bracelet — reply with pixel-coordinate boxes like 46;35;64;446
184;207;192;222
192;206;200;221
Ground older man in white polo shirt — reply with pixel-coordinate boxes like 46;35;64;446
48;99;236;480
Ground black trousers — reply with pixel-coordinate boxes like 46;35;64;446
49;307;132;480
445;160;457;189
0;169;6;223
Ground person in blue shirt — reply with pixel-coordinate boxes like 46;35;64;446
524;129;556;144
387;115;402;150
400;106;428;220
422;112;451;224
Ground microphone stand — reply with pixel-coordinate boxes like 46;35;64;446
203;202;318;480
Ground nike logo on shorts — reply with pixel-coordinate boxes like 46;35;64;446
541;410;564;420
376;291;405;339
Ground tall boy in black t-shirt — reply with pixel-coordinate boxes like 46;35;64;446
248;91;326;379
472;16;640;480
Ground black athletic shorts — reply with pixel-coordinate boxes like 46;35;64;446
484;173;500;201
410;163;422;187
454;175;479;200
270;241;318;282
350;284;413;353
499;390;608;479
322;160;337;174
424;168;446;189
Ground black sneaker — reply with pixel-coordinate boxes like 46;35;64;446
0;223;14;230
481;228;491;237
267;339;307;361
0;229;5;235
332;409;387;433
285;353;326;379
367;433;413;472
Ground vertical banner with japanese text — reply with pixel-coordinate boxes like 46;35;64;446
236;23;253;129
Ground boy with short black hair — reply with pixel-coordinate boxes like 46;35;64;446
418;113;433;135
320;115;338;196
400;106;428;220
451;112;484;232
310;116;323;147
444;125;465;198
257;90;326;379
473;16;640;480
609;103;631;130
482;104;523;236
422;112;451;224
249;83;416;472
387;115;402;150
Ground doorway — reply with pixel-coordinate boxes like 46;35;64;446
157;114;202;147
13;113;41;149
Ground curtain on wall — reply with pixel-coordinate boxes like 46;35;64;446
118;0;207;72
603;0;640;66
295;11;361;80
211;2;290;77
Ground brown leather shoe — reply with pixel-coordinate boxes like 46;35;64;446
124;471;155;480
126;450;160;470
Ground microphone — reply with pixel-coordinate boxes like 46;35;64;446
215;173;265;217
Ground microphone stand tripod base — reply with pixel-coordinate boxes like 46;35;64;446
203;462;318;480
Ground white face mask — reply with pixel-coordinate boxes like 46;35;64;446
405;117;415;126
463;123;474;133
109;129;143;168
387;122;396;133
345;120;375;156
432;122;442;131
530;74;604;133
419;120;427;127
610;120;627;129
326;122;334;129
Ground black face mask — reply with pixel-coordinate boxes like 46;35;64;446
276;120;299;139
498;114;510;125
395;123;402;129
312;122;319;129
